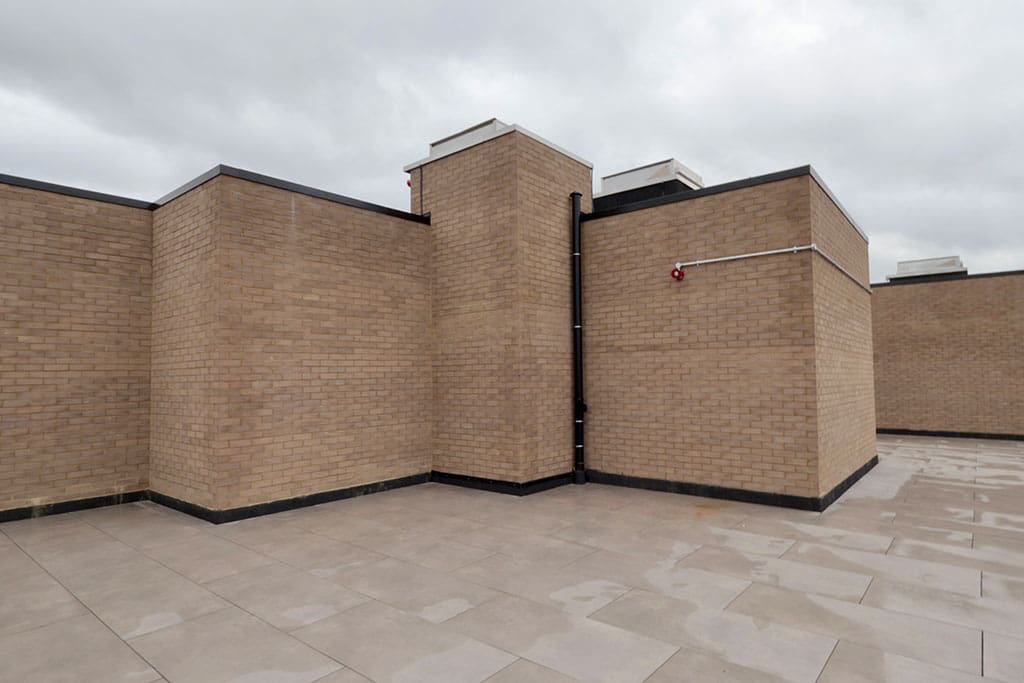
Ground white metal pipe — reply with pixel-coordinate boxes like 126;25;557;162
675;243;871;293
676;244;815;269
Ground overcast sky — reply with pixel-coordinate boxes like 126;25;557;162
1;1;1020;282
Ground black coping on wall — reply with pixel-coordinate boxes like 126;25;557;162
587;455;879;512
592;179;696;212
0;167;429;224
430;471;573;496
155;165;430;224
0;172;157;210
0;490;149;524
870;269;1024;288
878;428;1024;442
581;164;868;244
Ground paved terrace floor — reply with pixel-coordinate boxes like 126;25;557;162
2;435;1024;682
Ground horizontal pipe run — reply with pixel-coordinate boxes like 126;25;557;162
675;243;871;294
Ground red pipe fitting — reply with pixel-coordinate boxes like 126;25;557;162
671;268;685;281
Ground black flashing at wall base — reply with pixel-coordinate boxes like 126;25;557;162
430;471;573;496
0;490;148;524
878;428;1024;442
587;456;879;512
1;457;884;524
149;472;431;524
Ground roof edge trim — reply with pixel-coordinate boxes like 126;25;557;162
0;172;157;209
582;164;868;244
156;165;430;224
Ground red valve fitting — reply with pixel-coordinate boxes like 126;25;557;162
671;268;685;281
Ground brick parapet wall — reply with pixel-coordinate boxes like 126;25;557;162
150;179;221;508
211;176;433;508
872;273;1024;436
413;131;591;482
0;182;151;510
583;177;822;498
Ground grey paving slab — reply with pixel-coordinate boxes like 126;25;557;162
982;571;1024;601
734;516;894;553
558;547;751;610
818;640;985;682
0;569;87;636
75;565;228;638
206;563;369;631
484;659;578;682
728;583;982;674
862;578;1024;639
889;537;1024;578
332;556;499;623
677;545;873;602
0;613;160;683
782;541;981;596
350;527;494;571
143;533;279;584
591;589;835;682
129;607;342;683
0;434;1021;683
293;599;515;683
984;632;1024;683
454;553;630;616
448;594;678;683
644;648;792;682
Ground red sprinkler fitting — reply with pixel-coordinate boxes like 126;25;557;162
671;267;685;281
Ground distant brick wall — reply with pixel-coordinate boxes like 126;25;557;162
0;183;151;510
809;182;875;493
414;131;591;482
873;273;1024;436
583;177;821;498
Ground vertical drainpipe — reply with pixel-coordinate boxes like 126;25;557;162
571;192;587;484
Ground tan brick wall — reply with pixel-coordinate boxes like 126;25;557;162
0;183;151;511
413;131;591;482
873;273;1024;436
583;177;821;498
514;135;592;481
809;180;875;492
212;177;433;508
811;181;876;493
151;176;433;510
150;180;220;508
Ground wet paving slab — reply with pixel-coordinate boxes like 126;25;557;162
1;433;1022;681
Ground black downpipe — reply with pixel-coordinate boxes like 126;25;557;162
571;192;587;484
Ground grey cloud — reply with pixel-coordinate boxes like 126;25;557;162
1;0;1021;281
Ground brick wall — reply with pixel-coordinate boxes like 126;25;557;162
150;180;220;508
809;181;875;493
212;177;433;508
583;177;821;498
0;183;151;510
513;135;592;481
873;273;1024;436
150;176;433;511
413;131;592;482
